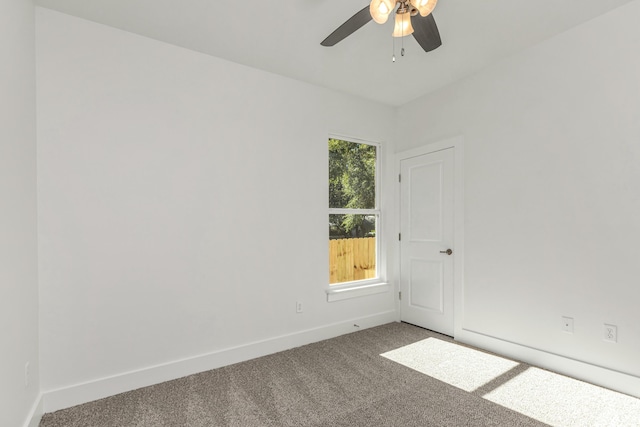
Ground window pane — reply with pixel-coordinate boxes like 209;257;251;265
329;139;376;209
329;214;377;285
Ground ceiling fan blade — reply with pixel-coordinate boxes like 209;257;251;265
411;13;442;52
321;6;373;47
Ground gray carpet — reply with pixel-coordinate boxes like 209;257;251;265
41;322;548;427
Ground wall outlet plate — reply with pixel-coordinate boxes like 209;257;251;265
561;316;574;334
604;324;617;343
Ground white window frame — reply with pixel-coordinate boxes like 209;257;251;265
327;135;389;301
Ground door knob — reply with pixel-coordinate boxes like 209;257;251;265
440;249;453;255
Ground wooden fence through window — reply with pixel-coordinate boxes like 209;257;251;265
329;237;376;284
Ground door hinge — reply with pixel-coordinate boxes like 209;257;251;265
399;233;401;241
399;174;401;183
399;291;402;300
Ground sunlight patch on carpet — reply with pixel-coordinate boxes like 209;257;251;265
380;338;519;392
483;367;640;427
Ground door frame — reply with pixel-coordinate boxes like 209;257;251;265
395;136;464;338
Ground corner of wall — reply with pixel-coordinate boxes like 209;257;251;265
24;394;44;427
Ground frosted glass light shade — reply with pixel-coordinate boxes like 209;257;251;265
370;0;396;24
392;11;414;37
410;0;438;17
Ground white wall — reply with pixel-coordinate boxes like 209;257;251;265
36;8;396;407
397;0;640;394
0;0;40;426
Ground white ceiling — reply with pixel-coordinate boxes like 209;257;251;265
35;0;632;106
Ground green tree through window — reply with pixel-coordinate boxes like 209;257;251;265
329;139;376;238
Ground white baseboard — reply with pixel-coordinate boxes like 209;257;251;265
24;393;43;427
42;311;397;413
456;328;640;399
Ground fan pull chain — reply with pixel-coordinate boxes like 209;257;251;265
392;31;396;62
401;12;406;57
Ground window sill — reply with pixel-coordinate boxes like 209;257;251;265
326;282;391;302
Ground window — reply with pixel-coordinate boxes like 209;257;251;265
328;138;380;286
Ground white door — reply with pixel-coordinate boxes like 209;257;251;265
400;148;455;336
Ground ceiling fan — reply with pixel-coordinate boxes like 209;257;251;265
321;0;441;53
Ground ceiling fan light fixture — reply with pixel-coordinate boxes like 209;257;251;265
370;0;396;24
392;11;414;37
410;0;438;17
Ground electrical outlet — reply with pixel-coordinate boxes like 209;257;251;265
296;301;303;313
561;316;574;334
24;362;30;388
604;324;617;343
